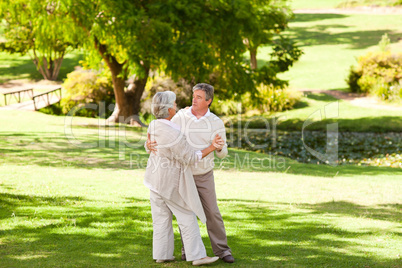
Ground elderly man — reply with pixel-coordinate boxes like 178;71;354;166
146;83;234;263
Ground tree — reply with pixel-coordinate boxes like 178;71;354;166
0;0;80;80
56;0;231;123
239;0;291;70
57;0;301;123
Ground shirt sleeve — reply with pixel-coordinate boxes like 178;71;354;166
216;143;228;159
215;120;228;159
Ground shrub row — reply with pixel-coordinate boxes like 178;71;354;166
57;70;301;119
212;84;302;115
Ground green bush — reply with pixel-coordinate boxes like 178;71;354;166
207;84;302;116
243;83;302;114
346;50;402;100
61;70;115;118
211;99;240;115
142;75;301;116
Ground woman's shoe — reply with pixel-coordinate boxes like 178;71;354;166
192;256;219;266
156;257;175;263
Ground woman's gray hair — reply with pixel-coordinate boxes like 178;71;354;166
151;91;176;119
193;83;214;107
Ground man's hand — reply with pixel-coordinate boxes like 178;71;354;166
212;134;225;152
146;133;158;155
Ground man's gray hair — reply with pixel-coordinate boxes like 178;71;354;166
151;91;176;119
192;83;214;107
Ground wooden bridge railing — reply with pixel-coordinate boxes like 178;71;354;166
32;87;62;110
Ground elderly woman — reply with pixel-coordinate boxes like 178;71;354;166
144;91;221;266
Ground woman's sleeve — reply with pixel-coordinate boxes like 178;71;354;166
169;132;201;165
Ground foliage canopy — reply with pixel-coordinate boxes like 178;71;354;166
0;0;302;120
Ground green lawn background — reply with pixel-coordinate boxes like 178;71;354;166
1;110;401;267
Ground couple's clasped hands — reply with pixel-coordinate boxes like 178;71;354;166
147;133;224;155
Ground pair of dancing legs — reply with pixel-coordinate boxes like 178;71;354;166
150;191;218;265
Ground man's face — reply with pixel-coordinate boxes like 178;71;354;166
192;90;211;111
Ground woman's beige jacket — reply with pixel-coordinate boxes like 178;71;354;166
144;119;206;223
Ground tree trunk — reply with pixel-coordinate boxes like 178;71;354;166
95;38;148;125
107;71;130;124
33;56;64;81
131;67;150;115
243;38;258;70
250;48;257;70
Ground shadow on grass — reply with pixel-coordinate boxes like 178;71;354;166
0;192;400;267
0;57;42;82
0;131;148;170
286;13;402;50
290;26;399;50
291;13;348;23
305;92;338;101
292;99;309;109
300;201;402;223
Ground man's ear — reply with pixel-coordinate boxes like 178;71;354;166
207;99;212;106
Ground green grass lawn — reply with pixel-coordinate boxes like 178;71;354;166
1;110;401;267
264;13;402;90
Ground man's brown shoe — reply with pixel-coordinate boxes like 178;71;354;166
222;255;235;263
